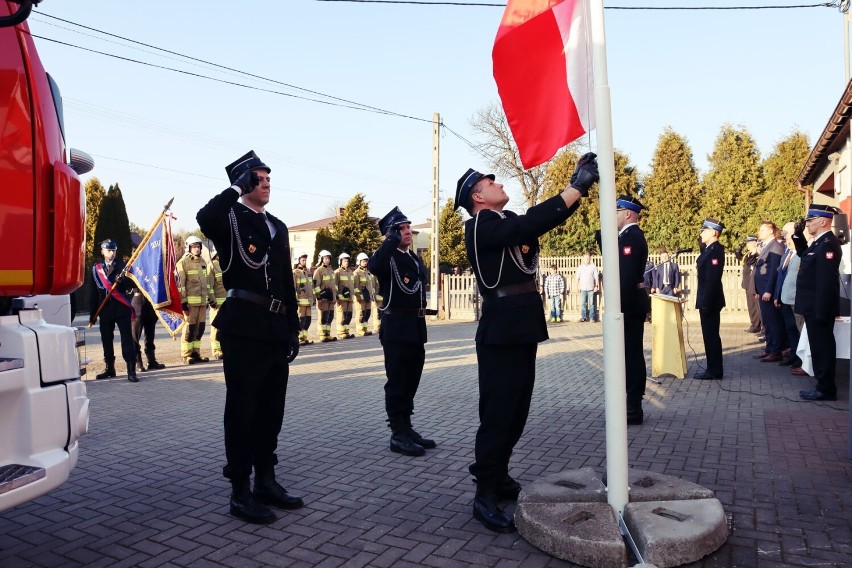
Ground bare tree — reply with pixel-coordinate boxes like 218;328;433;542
469;103;547;208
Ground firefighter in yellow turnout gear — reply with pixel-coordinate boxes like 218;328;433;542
335;252;356;339
292;251;314;345
177;236;215;363
353;252;375;336
313;250;337;342
207;249;227;360
370;271;383;334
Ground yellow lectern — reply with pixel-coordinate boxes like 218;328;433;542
651;294;687;379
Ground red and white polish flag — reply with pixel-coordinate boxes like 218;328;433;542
493;0;594;170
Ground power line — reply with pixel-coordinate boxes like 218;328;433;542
314;0;836;9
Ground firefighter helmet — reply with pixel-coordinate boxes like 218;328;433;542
318;250;332;258
186;236;203;253
338;252;350;261
356;252;369;262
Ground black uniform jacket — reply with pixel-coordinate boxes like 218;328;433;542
696;240;726;311
795;230;842;321
368;236;427;344
196;188;298;342
618;224;649;317
465;195;579;345
89;259;134;319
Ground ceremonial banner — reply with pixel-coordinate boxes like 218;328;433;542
493;0;594;169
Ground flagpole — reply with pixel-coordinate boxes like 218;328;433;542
87;198;175;327
589;0;629;514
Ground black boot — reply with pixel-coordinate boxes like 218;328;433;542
146;352;166;370
627;401;643;425
405;416;436;449
136;353;147;373
253;467;304;510
473;482;516;533
495;474;522;500
127;367;139;383
95;362;116;380
230;479;276;524
389;419;425;456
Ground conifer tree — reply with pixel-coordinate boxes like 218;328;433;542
93;183;132;263
700;125;765;249
758;130;811;226
642;128;701;251
434;199;468;271
84;178;106;264
313;227;336;267
327;193;382;261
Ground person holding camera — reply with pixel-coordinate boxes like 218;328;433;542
313;250;337;342
196;150;303;524
368;207;434;458
455;153;598;533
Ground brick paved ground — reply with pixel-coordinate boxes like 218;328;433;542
1;314;850;567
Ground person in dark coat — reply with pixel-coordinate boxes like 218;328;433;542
794;205;843;401
694;218;726;380
89;238;138;383
652;251;681;296
754;221;787;361
456;153;599;533
613;196;650;425
367;207;434;458
196;150;303;525
740;236;762;334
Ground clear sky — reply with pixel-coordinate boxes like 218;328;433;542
27;0;848;232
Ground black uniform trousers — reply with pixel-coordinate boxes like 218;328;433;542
746;291;762;331
699;308;724;378
805;316;837;397
382;340;425;419
470;342;537;486
624;314;646;405
132;299;158;357
220;331;289;481
759;299;786;355
100;311;135;365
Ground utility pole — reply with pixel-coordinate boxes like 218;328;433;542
430;112;440;318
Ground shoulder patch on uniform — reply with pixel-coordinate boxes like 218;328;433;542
711;258;719;266
826;251;835;260
623;246;632;256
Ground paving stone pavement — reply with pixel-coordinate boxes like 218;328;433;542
1;315;851;567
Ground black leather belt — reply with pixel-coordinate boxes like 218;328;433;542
382;307;425;318
487;280;537;299
227;289;287;315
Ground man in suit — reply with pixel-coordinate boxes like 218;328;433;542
740;236;762;334
754;221;787;362
368;208;434;458
89;238;138;383
456;153;599;533
614;196;649;425
694;218;726;380
197;150;303;524
794;205;843;401
652;250;681;296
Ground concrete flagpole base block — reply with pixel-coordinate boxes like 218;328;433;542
624;498;728;567
515;501;627;568
515;468;728;568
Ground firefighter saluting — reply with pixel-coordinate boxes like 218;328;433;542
353;252;374;336
313;250;337;342
292;251;314;345
335;252;356;339
177;235;214;364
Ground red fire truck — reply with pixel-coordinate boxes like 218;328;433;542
0;0;91;512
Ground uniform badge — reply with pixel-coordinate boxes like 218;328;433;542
711;258;718;266
521;245;530;254
623;246;632;255
248;244;257;253
827;251;835;259
403;276;410;284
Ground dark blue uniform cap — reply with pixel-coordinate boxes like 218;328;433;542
616;195;644;213
702;218;724;232
455;168;495;211
100;238;117;250
378;206;412;235
745;235;758;242
804;204;837;220
225;150;271;184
